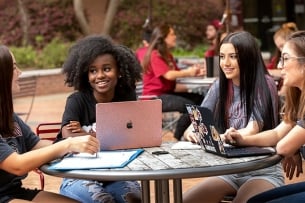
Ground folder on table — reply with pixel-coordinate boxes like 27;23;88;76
48;149;144;170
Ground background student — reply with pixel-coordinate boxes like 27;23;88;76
183;31;283;203
224;31;305;203
135;28;152;63
141;22;205;140
0;45;99;202
204;19;222;58
266;22;298;96
57;35;142;203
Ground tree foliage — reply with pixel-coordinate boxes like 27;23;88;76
0;0;224;69
1;0;223;50
111;0;223;50
0;0;82;48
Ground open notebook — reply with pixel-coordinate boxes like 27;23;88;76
48;149;144;170
185;104;275;158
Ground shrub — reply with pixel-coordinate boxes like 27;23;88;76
172;45;208;58
10;38;71;70
10;46;37;69
37;38;71;69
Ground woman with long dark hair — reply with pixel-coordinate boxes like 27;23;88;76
0;44;99;202
183;31;283;203
142;23;205;140
225;31;305;203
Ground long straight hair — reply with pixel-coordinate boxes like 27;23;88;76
215;31;277;132
283;31;305;122
0;45;14;136
142;23;172;73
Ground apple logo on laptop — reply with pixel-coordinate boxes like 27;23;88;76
126;121;133;129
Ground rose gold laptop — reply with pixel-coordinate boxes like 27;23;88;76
96;99;162;150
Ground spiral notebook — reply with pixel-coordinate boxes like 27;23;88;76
185;104;275;158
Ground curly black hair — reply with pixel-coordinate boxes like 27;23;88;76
62;35;142;96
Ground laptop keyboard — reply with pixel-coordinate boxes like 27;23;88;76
224;146;275;156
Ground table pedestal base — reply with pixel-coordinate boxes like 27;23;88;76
141;179;182;203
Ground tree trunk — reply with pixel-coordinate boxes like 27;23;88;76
73;0;90;35
102;0;120;35
17;0;29;46
73;0;119;35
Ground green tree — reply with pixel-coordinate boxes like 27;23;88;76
110;0;223;49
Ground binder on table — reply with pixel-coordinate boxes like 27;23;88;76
48;149;144;170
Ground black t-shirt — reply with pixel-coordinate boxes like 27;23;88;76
57;90;136;138
0;114;40;195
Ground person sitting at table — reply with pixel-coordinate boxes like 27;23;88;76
266;22;298;96
183;31;284;203
135;28;152;63
56;35;142;203
223;31;305;203
204;19;222;58
142;22;206;140
0;45;100;202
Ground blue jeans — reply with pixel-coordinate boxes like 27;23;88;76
247;182;305;203
60;178;141;203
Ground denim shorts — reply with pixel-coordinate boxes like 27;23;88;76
219;163;284;191
60;178;141;203
0;188;40;203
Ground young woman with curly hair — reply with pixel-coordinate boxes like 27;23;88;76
57;35;142;203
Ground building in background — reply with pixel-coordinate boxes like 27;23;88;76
225;0;305;52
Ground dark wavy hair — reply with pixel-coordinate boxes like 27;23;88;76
216;31;277;132
62;35;142;97
142;23;172;73
0;45;14;136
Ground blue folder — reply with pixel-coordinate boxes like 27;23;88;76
48;149;144;170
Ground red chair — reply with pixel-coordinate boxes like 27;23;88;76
36;122;62;141
34;122;61;190
33;168;45;190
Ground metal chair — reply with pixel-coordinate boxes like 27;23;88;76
36;122;61;141
34;122;61;190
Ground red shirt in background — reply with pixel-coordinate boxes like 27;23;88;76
143;50;179;96
135;46;148;63
204;48;215;58
266;56;277;69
